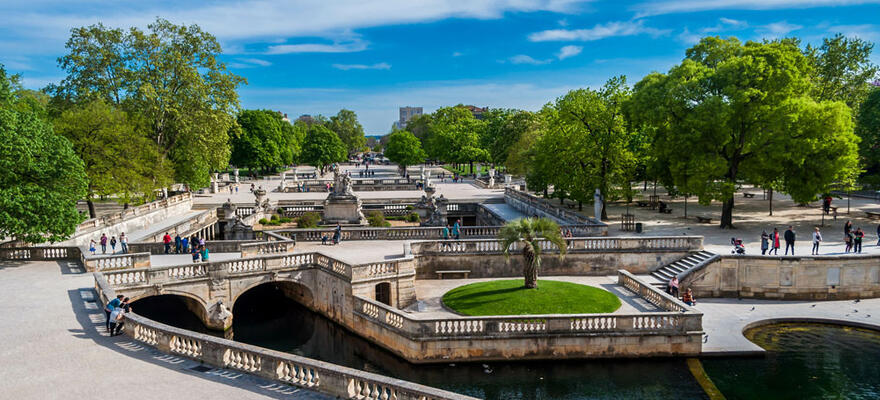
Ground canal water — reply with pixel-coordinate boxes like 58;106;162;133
134;288;880;399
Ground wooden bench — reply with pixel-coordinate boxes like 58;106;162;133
437;270;471;279
695;216;712;224
743;193;756;198
867;211;880;220
659;208;673;214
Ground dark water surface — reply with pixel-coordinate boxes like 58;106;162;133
133;290;880;400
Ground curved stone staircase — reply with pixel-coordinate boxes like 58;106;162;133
645;250;720;288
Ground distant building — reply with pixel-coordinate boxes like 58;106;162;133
296;114;316;125
462;105;488;120
276;111;291;124
396;106;423;129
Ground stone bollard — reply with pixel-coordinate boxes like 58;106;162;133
403;242;412;257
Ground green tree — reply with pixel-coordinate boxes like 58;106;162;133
328;109;366;155
56;18;246;189
498;218;567;289
481;109;534;166
806;34;879;111
301;124;346;174
0;65;88;242
384;130;426;172
231;110;286;173
856;87;880;183
54;99;171;218
631;37;860;228
425;106;489;170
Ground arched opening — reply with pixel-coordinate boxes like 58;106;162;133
232;281;317;351
130;294;210;333
375;282;392;306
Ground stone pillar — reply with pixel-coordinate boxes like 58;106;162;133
505;174;512;184
211;173;219;194
234;168;240;183
278;172;286;191
292;168;298;182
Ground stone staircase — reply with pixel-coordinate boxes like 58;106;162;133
648;250;720;288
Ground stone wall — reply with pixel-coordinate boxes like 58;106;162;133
63;193;194;246
684;254;880;300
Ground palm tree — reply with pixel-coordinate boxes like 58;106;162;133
498;217;567;289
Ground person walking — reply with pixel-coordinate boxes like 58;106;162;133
174;234;181;254
191;246;200;263
760;231;769;255
783;226;796;255
442;224;450;240
109;236;117;254
667;276;680;297
770;228;781;255
162;232;172;254
119;233;128;254
89;239;97;256
200;246;210;262
100;233;108;254
845;231;854;253
811;227;822;255
181;236;189;254
854;227;864;253
453;219;461;240
333;224;342;245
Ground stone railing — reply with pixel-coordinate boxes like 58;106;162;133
411;236;703;255
239;241;296;258
350;259;410;283
268;224;606;242
93;275;476;400
128;240;264;255
504;187;607;229
83;252;151;272
75;193;192;235
0;246;82;261
618;270;695;313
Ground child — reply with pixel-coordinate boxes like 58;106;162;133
200;246;210;262
191;246;200;263
89;239;97;255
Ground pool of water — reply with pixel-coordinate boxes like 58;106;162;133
133;291;880;399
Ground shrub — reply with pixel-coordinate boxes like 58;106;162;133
258;218;269;225
405;205;414;211
406;212;420;222
367;211;389;227
279;217;292;224
297;212;320;228
270;214;279;221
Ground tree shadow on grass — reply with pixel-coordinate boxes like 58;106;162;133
66;288;331;400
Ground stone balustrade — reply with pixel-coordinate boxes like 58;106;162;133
83;252;151;272
93;275;476;400
75;193;192;235
0;246;81;261
618;270;695;314
411;236;703;255
504;187;607;230
269;224;603;242
240;241;296;258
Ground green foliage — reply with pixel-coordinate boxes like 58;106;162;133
301;124;346;173
630;37;860;227
442;279;621;316
806;34;879;111
498;217;567;288
383;130;426;169
405;212;420;223
270;214;279;221
482;109;536;165
53;98;171;211
0;65;88;242
258;218;269;225
423;106;489;164
55;18;246;188
231;110;300;172
296;212;320;228
328;109;366;155
856;87;880;184
366;211;391;227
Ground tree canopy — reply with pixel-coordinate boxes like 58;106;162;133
384;130;426;170
856;87;880;183
231;109;302;173
301;124;347;173
328;109;367;155
0;65;88;242
54;18;246;188
630;37;860;228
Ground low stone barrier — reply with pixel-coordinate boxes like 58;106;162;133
504;187;607;230
83;252;151;272
93;275;476;400
239;241;296;258
0;246;81;261
269;224;604;242
128;240;264;255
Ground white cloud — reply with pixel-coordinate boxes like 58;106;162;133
266;40;369;54
719;17;747;27
508;55;552;65
759;21;803;37
632;0;880;17
452;51;463;57
529;21;669;42
556;45;582;60
332;62;391;70
228;57;273;68
826;24;880;42
677;28;703;44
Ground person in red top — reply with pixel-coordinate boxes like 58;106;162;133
770;227;780;255
163;232;172;254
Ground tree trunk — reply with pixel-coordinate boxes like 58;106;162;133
522;243;537;289
86;199;97;219
578;201;582;211
601;203;608;221
123;203;130;210
769;188;773;216
720;197;734;228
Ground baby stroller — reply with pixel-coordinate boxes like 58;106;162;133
730;237;745;255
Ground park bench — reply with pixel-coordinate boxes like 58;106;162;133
436;270;471;279
695;216;712;224
636;200;649;207
743;193;756;198
659;208;673;214
867;211;880;220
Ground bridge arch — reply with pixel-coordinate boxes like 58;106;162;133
231;279;316;312
129;292;211;331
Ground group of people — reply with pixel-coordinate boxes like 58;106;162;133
357;170;376;177
89;233;128;255
666;276;697;306
758;222;877;256
321;224;344;245
103;294;131;336
441;220;462;240
162;232;210;263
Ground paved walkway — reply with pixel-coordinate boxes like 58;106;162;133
405;275;662;319
480;202;529;222
697;297;880;355
0;260;328;399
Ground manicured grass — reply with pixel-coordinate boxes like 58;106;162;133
441;279;622;316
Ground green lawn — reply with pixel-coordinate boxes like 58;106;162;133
441;279;622;316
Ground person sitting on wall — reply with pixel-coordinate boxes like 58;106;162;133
682;288;696;306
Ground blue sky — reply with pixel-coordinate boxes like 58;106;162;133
1;1;879;134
